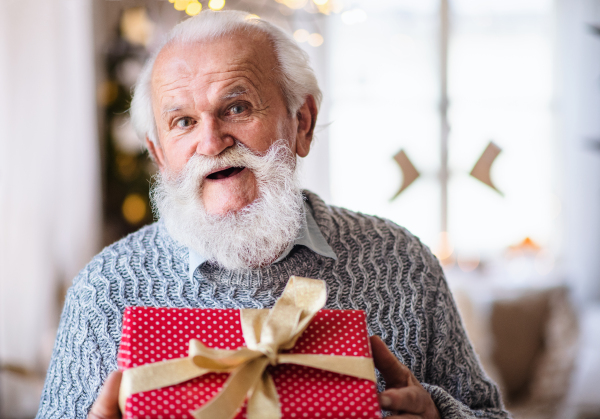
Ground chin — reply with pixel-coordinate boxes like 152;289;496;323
202;189;257;216
201;170;258;216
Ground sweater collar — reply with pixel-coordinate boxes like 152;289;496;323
188;199;337;280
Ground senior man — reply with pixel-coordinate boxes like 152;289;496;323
36;10;508;419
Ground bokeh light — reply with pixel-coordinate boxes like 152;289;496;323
293;29;310;43
457;253;480;272
122;194;147;225
174;0;191;11
283;0;308;10
120;7;154;47
434;232;454;261
279;5;294;15
208;0;226;11
308;33;324;47
186;1;202;16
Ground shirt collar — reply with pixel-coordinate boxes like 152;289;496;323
188;201;337;280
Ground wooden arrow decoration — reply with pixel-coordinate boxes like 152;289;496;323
470;141;503;195
391;149;420;200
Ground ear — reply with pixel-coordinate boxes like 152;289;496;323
295;95;318;158
145;136;167;172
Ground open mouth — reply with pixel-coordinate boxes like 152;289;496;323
206;166;245;180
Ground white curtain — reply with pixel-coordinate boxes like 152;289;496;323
0;0;101;416
557;0;600;304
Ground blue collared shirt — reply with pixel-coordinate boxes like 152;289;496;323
188;202;337;280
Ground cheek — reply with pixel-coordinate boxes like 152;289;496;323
234;118;290;152
244;124;274;148
161;140;197;174
276;114;297;142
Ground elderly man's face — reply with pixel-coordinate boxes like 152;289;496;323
147;31;314;216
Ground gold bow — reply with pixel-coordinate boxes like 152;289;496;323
118;276;377;419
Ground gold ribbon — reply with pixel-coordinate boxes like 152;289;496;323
118;276;377;419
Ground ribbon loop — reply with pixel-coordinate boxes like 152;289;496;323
119;276;376;419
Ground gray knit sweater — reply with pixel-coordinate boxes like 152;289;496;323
36;191;509;418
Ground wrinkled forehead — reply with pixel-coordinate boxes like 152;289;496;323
150;30;280;97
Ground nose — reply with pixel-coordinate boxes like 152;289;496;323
194;114;234;156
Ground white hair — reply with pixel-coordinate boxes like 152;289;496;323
130;10;322;146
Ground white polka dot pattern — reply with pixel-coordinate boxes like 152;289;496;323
118;307;381;419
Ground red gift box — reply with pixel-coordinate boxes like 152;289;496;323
118;306;381;419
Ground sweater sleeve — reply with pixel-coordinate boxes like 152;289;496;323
35;266;119;419
422;250;510;419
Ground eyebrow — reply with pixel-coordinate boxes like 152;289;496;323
159;87;254;118
161;106;182;118
221;86;249;100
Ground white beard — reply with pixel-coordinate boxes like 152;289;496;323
150;140;304;271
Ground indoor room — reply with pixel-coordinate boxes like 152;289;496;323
1;0;599;418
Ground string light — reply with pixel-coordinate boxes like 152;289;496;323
279;5;294;15
120;8;154;46
315;3;331;14
457;253;480;272
164;0;337;48
293;29;310;43
174;0;191;11
282;0;308;10
122;194;147;225
329;0;344;13
308;33;324;47
169;0;341;20
293;30;323;47
208;0;226;11
434;232;454;261
186;1;202;15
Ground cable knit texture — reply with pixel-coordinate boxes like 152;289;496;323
36;191;509;418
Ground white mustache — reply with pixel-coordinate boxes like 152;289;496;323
168;140;295;196
186;144;257;180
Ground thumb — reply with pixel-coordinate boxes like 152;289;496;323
370;336;412;388
88;370;123;419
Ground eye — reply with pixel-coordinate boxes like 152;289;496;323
229;104;246;115
175;117;194;128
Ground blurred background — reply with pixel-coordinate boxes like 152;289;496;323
1;0;599;417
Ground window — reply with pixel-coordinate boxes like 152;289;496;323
327;0;556;270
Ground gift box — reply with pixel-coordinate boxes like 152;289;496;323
117;277;381;419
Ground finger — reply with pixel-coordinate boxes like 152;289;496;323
379;387;429;414
370;335;411;388
88;370;122;419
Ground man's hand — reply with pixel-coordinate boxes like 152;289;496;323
370;336;441;419
88;370;122;419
